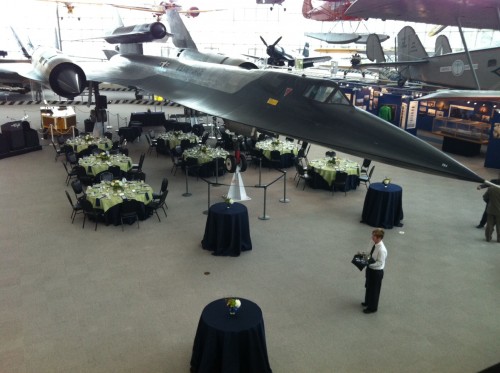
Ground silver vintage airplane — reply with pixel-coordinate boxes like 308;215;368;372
355;25;500;89
345;0;500;90
0;9;484;183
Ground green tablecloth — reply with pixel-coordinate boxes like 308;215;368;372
158;131;199;149
183;146;229;164
78;155;133;176
66;137;113;153
255;140;298;159
86;181;153;212
309;158;360;186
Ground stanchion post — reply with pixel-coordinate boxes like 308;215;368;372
183;167;192;197
203;182;211;215
258;186;270;220
279;170;290;203
214;158;219;184
255;158;262;187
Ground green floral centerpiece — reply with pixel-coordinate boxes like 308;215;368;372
382;177;391;186
98;152;110;161
110;180;123;191
222;195;234;207
271;139;280;147
225;298;241;316
174;130;183;137
327;157;337;166
84;134;94;143
200;145;208;154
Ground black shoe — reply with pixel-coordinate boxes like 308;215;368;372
476;225;484;229
361;302;366;307
363;308;377;314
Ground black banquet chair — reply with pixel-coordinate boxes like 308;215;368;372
63;162;77;185
360;159;372;176
295;158;311;190
80;199;103;231
108;165;122;180
148;190;168;222
120;199;142;230
99;171;114;182
152;177;169;201
359;165;375;188
65;190;83;224
331;171;349;196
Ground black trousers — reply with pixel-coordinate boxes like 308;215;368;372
365;268;384;311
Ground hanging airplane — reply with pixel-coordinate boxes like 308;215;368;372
36;0;222;21
302;0;362;22
345;0;500;90
109;0;226;20
345;0;500;31
256;0;286;11
258;36;331;68
355;26;500;89
305;32;390;45
0;9;484;183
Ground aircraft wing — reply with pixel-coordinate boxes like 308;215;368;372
303;56;332;65
417;90;500;101
356;60;429;68
305;33;362;44
345;0;500;30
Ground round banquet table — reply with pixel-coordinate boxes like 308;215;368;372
190;298;272;373
361;182;404;229
201;202;252;256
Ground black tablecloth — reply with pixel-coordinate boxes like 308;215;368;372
361;182;404;229
442;136;481;157
202;202;252;256
130;112;166;127
308;170;359;191
190;298;272;373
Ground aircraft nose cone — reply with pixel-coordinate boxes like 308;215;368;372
49;63;87;98
57;69;82;95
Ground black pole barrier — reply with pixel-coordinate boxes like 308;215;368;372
214;158;219;185
182;166;192;197
255;157;262;187
279;169;290;203
203;182;210;215
258;186;270;220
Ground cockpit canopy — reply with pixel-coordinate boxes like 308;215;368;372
303;84;349;105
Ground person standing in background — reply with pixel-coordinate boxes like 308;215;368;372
476;178;500;229
362;228;388;314
483;185;500;242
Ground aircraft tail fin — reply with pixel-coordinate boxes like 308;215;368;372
102;49;119;60
434;35;452;56
166;9;197;50
303;42;310;58
366;34;386;63
10;27;33;59
397;26;428;62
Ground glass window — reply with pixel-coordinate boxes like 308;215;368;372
303;84;349;105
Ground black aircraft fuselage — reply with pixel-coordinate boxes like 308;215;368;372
85;53;482;182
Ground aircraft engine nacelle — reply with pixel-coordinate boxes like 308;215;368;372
31;47;87;98
104;22;168;44
177;49;258;70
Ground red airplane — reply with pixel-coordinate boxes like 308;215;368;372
302;0;362;22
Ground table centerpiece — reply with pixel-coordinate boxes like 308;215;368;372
225;298;241;316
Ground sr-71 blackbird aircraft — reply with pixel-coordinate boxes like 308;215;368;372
1;9;484;183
